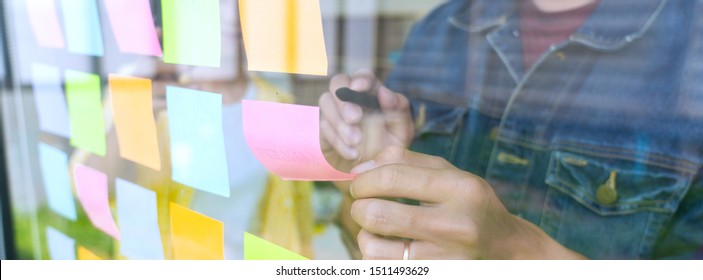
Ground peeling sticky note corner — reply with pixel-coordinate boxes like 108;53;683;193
244;232;308;260
73;164;120;239
242;100;354;181
239;0;328;75
109;75;161;170
170;202;224;260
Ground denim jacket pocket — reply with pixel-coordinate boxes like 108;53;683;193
545;150;692;215
408;98;467;161
541;149;694;258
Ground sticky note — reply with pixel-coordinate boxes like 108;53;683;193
162;0;220;67
170;202;224;260
167;86;229;197
38;143;77;221
31;63;71;138
77;246;101;260
116;178;164;260
104;0;162;56
239;0;328;75
73;164;120;239
109;75;161;170
65;70;106;156
47;227;75;260
60;0;104;56
242;100;355;181
244;232;308;260
25;0;65;48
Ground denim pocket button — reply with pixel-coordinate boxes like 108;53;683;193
596;171;618;205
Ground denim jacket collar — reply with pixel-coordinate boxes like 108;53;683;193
449;0;667;51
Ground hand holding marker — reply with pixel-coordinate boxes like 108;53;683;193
335;87;385;163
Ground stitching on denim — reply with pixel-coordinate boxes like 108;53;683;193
570;0;668;51
545;177;674;215
555;140;698;170
551;152;680;207
546;152;682;214
637;212;655;258
496;136;699;174
504;136;698;170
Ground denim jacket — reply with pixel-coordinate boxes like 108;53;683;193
385;0;703;259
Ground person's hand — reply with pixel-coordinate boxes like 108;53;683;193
319;69;414;175
348;147;586;260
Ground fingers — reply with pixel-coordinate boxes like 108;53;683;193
351;147;453;173
357;230;440;260
376;147;453;168
349;69;377;92
320;92;362;144
320;116;359;160
329;74;363;124
351;198;435;241
351;164;472;203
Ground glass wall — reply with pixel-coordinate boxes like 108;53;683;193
2;0;701;260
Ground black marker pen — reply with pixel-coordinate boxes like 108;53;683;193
335;87;381;110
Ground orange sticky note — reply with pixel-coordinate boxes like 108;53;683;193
170;202;224;260
109;75;161;170
77;246;101;260
239;0;328;75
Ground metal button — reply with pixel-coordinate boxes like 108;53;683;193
554;51;566;61
596;171;619;205
414;103;426;131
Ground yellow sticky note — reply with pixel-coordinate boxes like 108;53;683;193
244;232;309;260
239;0;328;75
109;75;161;170
170;202;224;260
77;246;102;260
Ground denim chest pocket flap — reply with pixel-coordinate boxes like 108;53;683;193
545;150;693;216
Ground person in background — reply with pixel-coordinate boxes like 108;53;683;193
320;0;703;259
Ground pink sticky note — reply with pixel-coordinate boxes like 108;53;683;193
242;100;354;181
73;164;120;239
104;0;163;56
25;0;65;49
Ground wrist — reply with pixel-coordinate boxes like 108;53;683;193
503;215;587;260
336;194;362;259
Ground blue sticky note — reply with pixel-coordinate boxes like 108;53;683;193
46;227;75;260
167;86;229;197
61;0;104;56
116;178;165;260
38;143;77;221
31;63;72;138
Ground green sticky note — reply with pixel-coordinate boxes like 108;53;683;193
162;0;221;67
244;232;309;260
65;70;106;156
